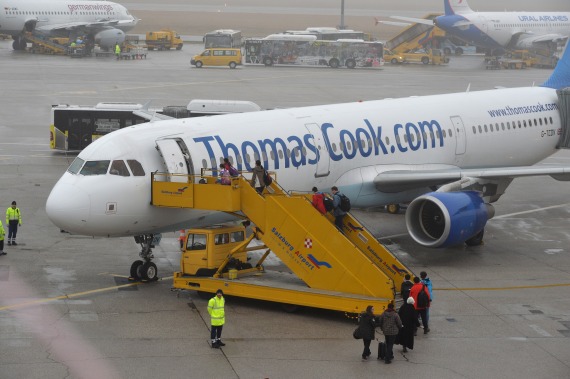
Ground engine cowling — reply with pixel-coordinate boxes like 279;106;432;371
94;28;126;50
405;191;495;248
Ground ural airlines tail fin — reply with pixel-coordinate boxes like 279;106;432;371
444;0;473;16
541;42;570;90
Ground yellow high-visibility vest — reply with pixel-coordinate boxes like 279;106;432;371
207;296;225;326
6;207;22;225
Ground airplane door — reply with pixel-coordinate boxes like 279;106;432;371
304;123;330;178
451;115;466;156
155;138;193;182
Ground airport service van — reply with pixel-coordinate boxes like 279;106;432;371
191;48;242;69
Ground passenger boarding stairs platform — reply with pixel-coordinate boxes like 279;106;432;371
25;32;69;55
385;14;440;52
151;172;413;312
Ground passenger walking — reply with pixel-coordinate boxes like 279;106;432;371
6;201;22;246
0;220;6;255
358;305;377;360
410;277;431;334
400;273;413;301
377;303;402;364
250;160;266;193
311;187;327;214
397;297;419;352
208;289;226;348
217;164;231;185
420;271;434;323
224;157;239;177
331;186;347;232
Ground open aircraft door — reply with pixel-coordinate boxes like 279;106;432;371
304;123;330;178
50;125;68;150
155;138;194;182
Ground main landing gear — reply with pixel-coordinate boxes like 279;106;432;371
130;234;159;281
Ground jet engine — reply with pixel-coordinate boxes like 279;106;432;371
405;191;495;248
94;28;126;50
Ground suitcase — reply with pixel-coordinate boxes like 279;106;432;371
378;341;386;360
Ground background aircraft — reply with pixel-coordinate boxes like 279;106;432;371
390;0;570;54
46;43;570;279
0;0;138;50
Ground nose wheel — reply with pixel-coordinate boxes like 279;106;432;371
130;234;159;281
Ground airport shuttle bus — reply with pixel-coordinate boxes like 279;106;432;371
203;29;242;48
244;35;383;68
50;103;150;151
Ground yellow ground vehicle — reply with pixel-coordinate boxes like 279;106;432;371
152;172;414;314
383;49;405;64
145;29;183;50
191;48;242;69
400;48;448;65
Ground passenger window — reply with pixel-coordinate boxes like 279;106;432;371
127;160;146;176
68;157;85;174
187;234;207;250
231;231;244;242
110;160;130;176
215;233;229;245
80;160;110;175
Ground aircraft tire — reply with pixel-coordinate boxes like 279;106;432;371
386;204;400;214
263;57;273;66
176;44;183;50
465;229;485;246
130;260;144;280
19;39;27;50
12;40;20;50
140;261;158;281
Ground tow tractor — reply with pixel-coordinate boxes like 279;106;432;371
149;171;414;314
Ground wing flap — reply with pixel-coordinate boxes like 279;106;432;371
374;165;570;192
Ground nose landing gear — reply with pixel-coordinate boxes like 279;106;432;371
130;234;159;281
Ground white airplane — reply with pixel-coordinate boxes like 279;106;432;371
46;43;570;280
0;0;138;51
390;0;570;54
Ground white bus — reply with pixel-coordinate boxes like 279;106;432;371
203;29;242;48
244;35;383;68
284;27;368;41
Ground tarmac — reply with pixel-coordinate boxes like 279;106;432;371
0;40;570;379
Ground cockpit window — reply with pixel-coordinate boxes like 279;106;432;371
67;157;85;174
80;160;110;175
127;160;146;176
109;160;131;176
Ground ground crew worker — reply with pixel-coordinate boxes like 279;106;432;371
178;229;185;251
115;43;121;59
6;201;22;246
0;220;6;255
208;289;226;348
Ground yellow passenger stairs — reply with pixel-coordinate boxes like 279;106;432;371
385;14;442;53
151;172;413;313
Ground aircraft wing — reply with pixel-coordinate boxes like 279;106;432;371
132;109;174;121
374;165;570;193
36;20;120;33
389;16;435;26
522;33;568;44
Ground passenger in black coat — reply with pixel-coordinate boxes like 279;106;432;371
358;305;377;360
398;297;419;352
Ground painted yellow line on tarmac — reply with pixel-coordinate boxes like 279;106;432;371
437;282;570;291
0;275;173;312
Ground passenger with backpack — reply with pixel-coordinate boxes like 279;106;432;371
409;277;431;334
331;186;348;233
250;160;266;194
377;302;402;364
420;271;434;324
223;157;239;177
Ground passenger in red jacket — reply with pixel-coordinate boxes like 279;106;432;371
409;276;430;334
311;187;327;215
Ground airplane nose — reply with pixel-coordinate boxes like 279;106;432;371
46;183;90;233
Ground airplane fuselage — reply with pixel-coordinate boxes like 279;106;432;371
436;11;570;50
0;0;137;36
46;86;562;237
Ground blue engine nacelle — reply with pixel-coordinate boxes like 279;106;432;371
405;191;495;248
94;28;126;50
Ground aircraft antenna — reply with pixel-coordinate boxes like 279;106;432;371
466;83;471;92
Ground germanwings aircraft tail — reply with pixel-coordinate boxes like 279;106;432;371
444;0;473;16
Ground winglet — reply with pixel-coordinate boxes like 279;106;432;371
541;41;570;90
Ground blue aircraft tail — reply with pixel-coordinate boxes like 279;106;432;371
444;0;473;16
541;42;570;90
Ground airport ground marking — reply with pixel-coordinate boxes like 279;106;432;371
0;275;174;312
436;282;570;291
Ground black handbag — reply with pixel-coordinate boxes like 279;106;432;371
353;327;363;339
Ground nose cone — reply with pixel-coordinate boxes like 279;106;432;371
46;181;90;234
